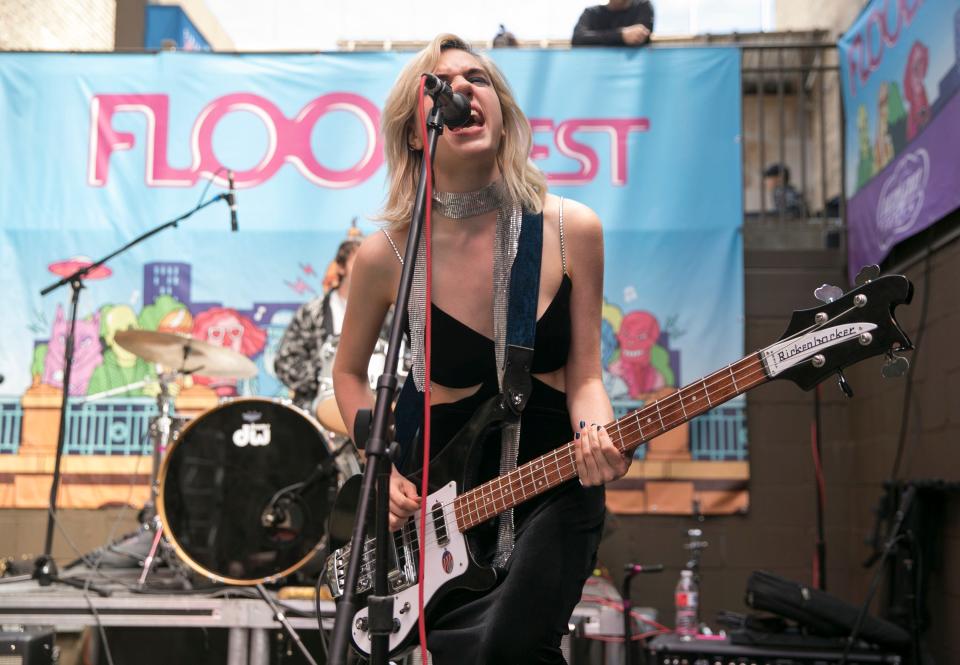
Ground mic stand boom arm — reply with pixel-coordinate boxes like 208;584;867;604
327;104;446;665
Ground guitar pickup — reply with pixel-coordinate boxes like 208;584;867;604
431;501;449;547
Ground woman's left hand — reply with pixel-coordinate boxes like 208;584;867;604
574;421;631;486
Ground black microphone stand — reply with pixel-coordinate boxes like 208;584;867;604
327;103;446;665
622;563;663;665
24;191;231;592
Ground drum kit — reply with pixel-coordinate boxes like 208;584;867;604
89;329;379;588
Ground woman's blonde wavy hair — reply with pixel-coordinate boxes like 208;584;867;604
378;34;547;228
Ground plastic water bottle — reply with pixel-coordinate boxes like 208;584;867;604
674;569;699;639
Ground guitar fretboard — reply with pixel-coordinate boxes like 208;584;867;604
451;352;768;531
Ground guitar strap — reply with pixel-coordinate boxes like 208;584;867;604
393;208;543;566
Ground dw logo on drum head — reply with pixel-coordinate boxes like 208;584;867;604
233;410;272;447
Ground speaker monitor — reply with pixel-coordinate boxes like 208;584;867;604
0;628;54;665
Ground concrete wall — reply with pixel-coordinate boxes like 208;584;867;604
0;0;116;50
776;0;869;37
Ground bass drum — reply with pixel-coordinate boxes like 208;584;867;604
158;398;355;585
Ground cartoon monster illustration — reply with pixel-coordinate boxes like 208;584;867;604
138;295;192;335
884;81;908;154
600;300;629;400
87;304;156;397
41;304;103;395
904;41;931;141
856;105;875;189
191;307;267;397
254;308;294;398
873;82;895;172
607;310;675;399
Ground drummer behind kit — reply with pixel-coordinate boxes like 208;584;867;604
77;329;365;588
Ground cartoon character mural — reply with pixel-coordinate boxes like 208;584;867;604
883;81;908;154
253;308;295;398
600;302;629;401
87;304;156;397
40;304;102;395
856;105;875;189
191;307;267;397
873;82;895;172
608;310;675;399
139;294;193;335
904;41;931;141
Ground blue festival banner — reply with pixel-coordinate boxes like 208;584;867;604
839;0;960;278
0;48;743;514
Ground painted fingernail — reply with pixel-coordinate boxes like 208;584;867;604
579;420;585;429
575;432;580;440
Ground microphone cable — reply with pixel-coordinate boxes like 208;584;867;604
416;73;434;665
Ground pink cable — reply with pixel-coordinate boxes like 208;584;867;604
416;73;433;665
810;384;826;589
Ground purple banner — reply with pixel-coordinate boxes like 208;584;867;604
839;0;960;279
847;90;960;275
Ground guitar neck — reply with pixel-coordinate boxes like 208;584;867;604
452;352;769;532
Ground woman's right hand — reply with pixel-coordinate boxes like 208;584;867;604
389;465;420;531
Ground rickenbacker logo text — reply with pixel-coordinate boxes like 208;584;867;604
762;323;877;376
776;325;858;362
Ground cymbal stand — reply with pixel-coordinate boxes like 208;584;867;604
138;370;182;588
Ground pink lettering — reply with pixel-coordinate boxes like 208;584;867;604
88;94;191;186
845;0;924;98
89;92;384;189
530;118;649;186
89;94;645;189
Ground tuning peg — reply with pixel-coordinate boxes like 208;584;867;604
855;265;881;286
836;369;854;398
882;353;910;379
814;284;844;304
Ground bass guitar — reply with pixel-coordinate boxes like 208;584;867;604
324;272;913;658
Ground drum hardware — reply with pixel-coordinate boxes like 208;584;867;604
136;368;181;588
260;456;339;529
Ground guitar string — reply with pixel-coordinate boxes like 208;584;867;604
346;343;823;570
342;304;872;576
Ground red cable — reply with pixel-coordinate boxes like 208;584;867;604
810;389;826;589
416;74;432;665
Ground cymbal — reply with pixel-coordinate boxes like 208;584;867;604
115;330;258;379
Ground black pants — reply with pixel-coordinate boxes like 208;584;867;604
426;481;605;665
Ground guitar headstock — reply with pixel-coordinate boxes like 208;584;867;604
762;273;914;391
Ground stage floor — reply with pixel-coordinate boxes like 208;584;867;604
0;566;332;665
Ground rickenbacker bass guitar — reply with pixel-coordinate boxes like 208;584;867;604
323;272;913;658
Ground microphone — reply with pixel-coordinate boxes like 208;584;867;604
422;73;472;129
227;170;238;232
624;563;664;575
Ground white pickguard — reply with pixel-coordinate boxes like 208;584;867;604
351;481;469;656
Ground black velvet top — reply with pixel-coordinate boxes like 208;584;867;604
427;274;572;388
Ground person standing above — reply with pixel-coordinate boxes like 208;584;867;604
274;238;361;409
572;0;655;47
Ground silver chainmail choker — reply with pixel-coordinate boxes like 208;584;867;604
431;178;508;219
408;176;522;566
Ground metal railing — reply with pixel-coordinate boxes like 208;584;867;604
611;400;747;461
741;42;844;249
64;398;157;455
0;398;157;456
0;398;21;454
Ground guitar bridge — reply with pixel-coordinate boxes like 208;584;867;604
324;523;422;599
